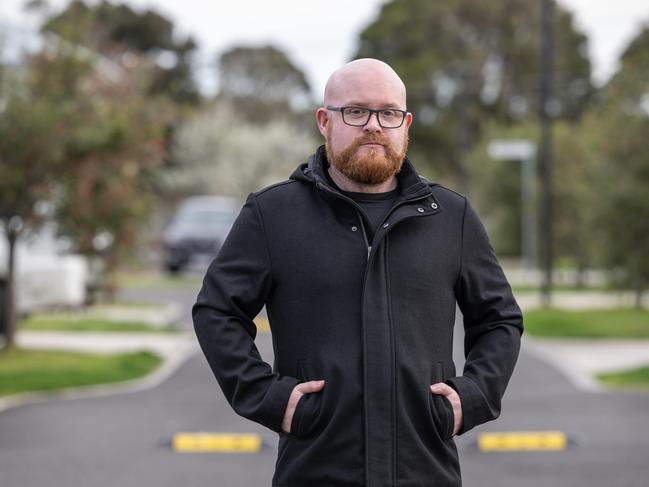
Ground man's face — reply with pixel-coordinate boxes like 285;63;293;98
325;122;409;186
319;71;412;185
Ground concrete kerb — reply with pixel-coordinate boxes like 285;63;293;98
0;331;199;414
522;336;604;393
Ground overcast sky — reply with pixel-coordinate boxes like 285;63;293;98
2;0;648;99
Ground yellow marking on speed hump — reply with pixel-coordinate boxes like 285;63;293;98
173;433;262;453
478;431;568;452
254;317;270;332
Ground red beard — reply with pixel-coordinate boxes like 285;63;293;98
325;128;408;185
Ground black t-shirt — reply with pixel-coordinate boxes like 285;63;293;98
325;168;400;242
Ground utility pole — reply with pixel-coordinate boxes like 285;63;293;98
539;0;555;307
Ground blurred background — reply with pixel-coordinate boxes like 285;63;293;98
0;1;648;486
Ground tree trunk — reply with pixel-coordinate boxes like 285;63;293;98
1;229;18;348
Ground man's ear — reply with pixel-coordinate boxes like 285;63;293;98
316;108;329;138
405;112;413;129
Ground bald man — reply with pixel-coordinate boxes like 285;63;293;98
194;58;523;487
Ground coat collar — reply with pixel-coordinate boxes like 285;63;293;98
290;145;435;203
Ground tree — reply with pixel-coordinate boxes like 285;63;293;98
590;110;649;306
167;101;316;198
0;69;73;346
41;0;199;104
0;38;172;346
161;44;317;200
353;0;592;189
217;45;313;123
586;24;649;305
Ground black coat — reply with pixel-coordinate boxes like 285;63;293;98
193;146;523;487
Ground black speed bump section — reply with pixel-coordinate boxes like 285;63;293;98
173;433;262;453
477;431;568;452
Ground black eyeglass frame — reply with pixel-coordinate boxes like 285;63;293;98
326;106;408;128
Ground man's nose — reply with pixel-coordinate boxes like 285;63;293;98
363;112;382;132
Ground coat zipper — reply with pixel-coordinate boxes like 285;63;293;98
316;178;437;484
316;182;372;260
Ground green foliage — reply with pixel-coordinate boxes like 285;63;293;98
0;95;68;220
523;308;649;338
217;45;312;123
22;46;175;274
1;39;174;324
606;25;649;107
0;348;161;396
354;0;592;187
591;114;649;297
42;0;199;103
584;26;649;299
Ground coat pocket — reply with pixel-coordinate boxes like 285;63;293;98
429;361;455;441
290;359;324;438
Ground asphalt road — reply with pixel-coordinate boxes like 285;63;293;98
1;274;648;486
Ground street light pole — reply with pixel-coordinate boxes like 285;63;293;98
539;0;555;307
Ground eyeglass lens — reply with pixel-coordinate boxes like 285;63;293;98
342;107;404;128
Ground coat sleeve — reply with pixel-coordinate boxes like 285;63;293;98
192;193;300;433
446;198;524;435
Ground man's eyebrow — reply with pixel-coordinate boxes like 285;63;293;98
345;101;404;109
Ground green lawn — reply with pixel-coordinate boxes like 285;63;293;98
0;348;162;396
598;365;649;389
523;308;649;338
21;315;176;333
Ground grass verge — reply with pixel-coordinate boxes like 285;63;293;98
523;308;649;338
598;365;649;389
21;315;176;333
512;285;609;293
0;347;162;396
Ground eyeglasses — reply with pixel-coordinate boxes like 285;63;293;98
326;106;408;128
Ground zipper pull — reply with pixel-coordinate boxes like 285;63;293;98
367;246;372;260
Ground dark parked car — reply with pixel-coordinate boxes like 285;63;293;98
162;196;239;274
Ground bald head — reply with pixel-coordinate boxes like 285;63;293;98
323;58;407;108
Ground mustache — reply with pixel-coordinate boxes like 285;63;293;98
353;132;391;146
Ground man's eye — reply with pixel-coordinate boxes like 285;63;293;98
347;108;367;116
381;110;397;118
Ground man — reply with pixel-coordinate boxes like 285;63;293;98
193;58;523;487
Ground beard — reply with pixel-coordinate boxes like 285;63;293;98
325;126;409;185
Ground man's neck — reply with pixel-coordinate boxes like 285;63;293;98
327;164;398;194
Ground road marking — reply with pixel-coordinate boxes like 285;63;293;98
478;431;568;452
173;433;262;453
254;317;270;332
